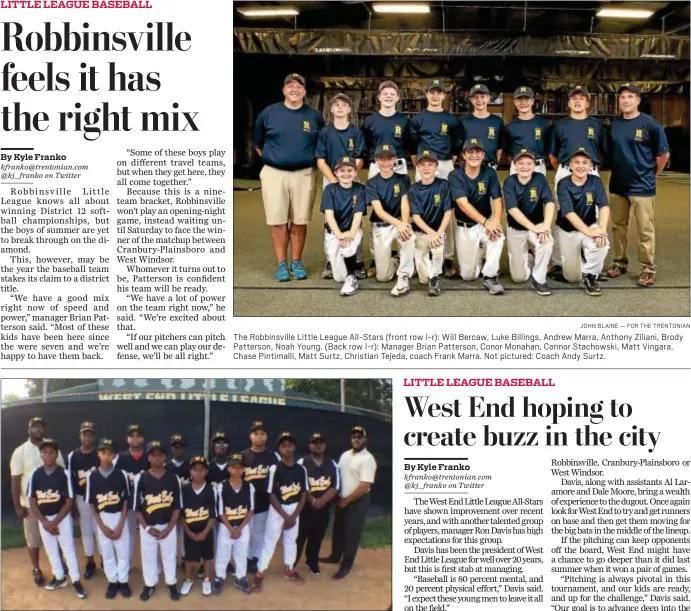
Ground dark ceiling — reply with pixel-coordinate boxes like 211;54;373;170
234;1;690;36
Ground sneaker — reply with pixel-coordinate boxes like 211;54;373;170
340;275;358;296
106;582;119;599
180;580;193;596
354;263;367;280
275;261;291;282
253;572;264;593
637;271;656;287
32;568;44;587
547;264;565;281
306;563;320;575
233;577;252;595
321;260;333;280
606;263;627;278
45;576;68;591
427;276;441;297
483;276;505;295
284;568;306;584
366;261;377;278
582;273;602;296
119;583;132;598
168;584;180;601
73;580;87;599
202;579;212;596
290;259;308;280
530;275;552;296
84;559;96;580
140;586;155;602
212;578;223;596
196;565;205;580
390;273;410;297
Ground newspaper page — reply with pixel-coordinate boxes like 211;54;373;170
1;1;690;611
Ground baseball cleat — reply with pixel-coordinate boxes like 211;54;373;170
284;569;306;584
73;580;87;599
306;563;320;575
233;577;252;594
253;572;264;592
119;583;132;598
212;577;224;596
139;586;155;601
106;582;119;599
180;580;193;596
45;576;68;590
84;559;96;580
168;584;180;601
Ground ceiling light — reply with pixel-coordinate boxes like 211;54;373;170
237;6;299;17
640;53;676;59
372;3;430;14
596;7;654;19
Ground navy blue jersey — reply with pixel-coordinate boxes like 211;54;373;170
133;470;182;526
557;174;609;233
253;102;324;171
320;182;367;233
608;113;669;197
503;173;554;230
67;448;100;497
505;116;552;161
365;172;410;223
115;450;149;489
166;458;190;486
241;448;279;515
361;112;409;160
207;460;229;485
448;166;502;224
298;455;340;500
408;178;453;232
315;123;365;169
28;466;73;517
459;114;506;164
217;480;254;528
181;482;217;533
550;117;608;166
267;461;309;506
409;110;462;161
87;469;130;514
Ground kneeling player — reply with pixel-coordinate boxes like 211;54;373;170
408;149;453;297
503;148;555;296
321;156;367;296
365;143;415;296
556;148;610;296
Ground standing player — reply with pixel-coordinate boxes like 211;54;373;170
207;431;231;485
503;148;556;295
448;139;506;294
606;84;670;287
253;73;324;282
214;454;254;595
87;438;132;599
241;421;279;578
296;433;340;575
133;441;182;602
365;143;415;296
114;424;148;566
556;148;610;295
180;456;216;597
28;439;87;599
67;421;101;580
254;432;309;591
166;434;190;567
408;149;454;296
460;83;505;170
505;86;552;176
316;93;366;280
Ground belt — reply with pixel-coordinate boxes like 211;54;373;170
456;220;477;228
371;221;392;227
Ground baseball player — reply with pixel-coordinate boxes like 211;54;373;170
67;421;101;580
254;432;309;591
240;420;279;578
548;85;609;276
505;86;552;176
253;73;324;282
133;440;182;602
556;148;610;296
166;434;189;566
365;143;415;296
113;424;148;565
180;456;216;597
460;83;505;170
316;92;366;280
448;139;505;295
503;148;556;295
86;438;132;599
214;453;254;595
28;439;87;599
207;431;231;485
408;149;454;296
320;156;367;296
296;433;340;575
606;84;670;287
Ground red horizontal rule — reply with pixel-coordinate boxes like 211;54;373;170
403;378;556;387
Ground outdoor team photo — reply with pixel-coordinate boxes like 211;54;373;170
0;378;393;610
233;1;690;317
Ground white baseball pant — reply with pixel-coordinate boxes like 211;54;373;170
454;222;505;281
509;160;547;176
506;226;553;284
415;159;455;260
323;175;365;264
249;510;269;560
324;228;363;283
139;524;178;587
556;225;609;282
371;223;415;282
215;525;249;580
126;511;137;564
257;504;299;572
367;158;408;179
38;513;81;582
76;494;99;557
413;232;445;284
95;511;131;584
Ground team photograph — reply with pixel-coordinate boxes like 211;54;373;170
232;0;690;317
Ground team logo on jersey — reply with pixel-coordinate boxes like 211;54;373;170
433;193;441;206
224;505;248;521
478;182;486;194
36;489;62;505
587;127;595;139
144;490;174;514
244;465;269;482
440;123;448;135
534;128;542;140
586;192;594;205
96;491;122;511
635;129;645;141
348;138;355;151
184;507;210;524
280;482;302;502
394;125;402;137
529;188;539;201
393;184;401;196
78;467;96;488
303;121;311;132
309;475;333;493
488;127;496;139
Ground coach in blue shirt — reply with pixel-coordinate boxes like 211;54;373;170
254;73;324;282
605;84;670;288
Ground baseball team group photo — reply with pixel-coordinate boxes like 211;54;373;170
0;378;393;610
233;1;690;317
